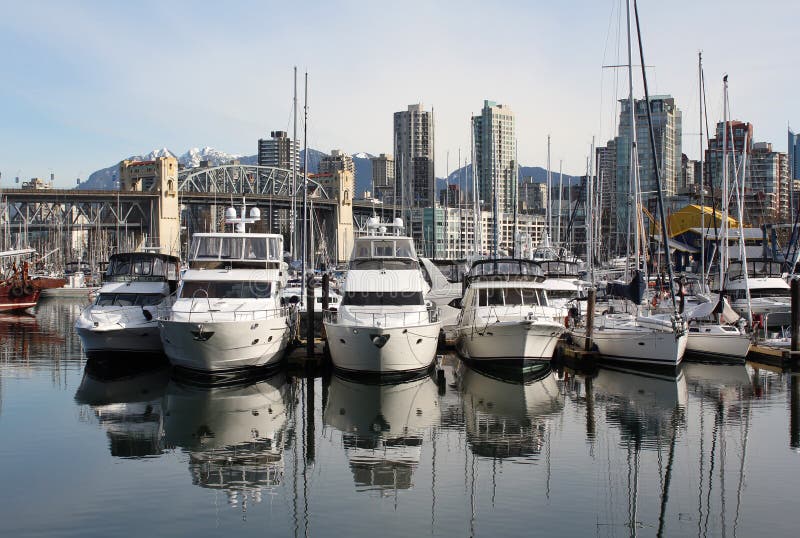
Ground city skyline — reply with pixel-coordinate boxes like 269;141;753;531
0;0;796;187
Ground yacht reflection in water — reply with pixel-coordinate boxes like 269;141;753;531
74;358;170;458
323;372;440;494
592;365;688;448
162;372;290;508
457;363;563;459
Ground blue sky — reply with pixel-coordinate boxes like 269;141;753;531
0;0;796;187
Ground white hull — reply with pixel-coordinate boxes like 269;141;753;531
76;324;163;354
686;326;750;361
160;316;290;372
572;326;688;368
324;321;440;374
457;320;564;362
75;306;163;354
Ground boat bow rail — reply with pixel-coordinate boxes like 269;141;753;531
323;307;439;327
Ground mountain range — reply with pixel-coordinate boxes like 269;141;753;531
78;147;580;195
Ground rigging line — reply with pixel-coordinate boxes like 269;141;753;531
656;409;679;538
732;393;751;538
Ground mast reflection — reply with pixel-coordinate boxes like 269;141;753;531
162;372;290;508
323;372;440;493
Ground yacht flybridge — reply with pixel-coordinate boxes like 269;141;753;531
455;259;566;365
323;218;441;375
75;252;179;356
159;204;292;374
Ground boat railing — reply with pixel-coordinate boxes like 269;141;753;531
463;303;565;323
159;304;292;323
323;307;439;327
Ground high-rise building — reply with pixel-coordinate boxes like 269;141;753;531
705;120;753;191
393;104;435;208
472;100;517;214
519;177;546;215
745;142;790;224
615;95;682;226
257;131;300;170
319;149;355;175
370;153;395;202
596;140;617;253
789;128;800;180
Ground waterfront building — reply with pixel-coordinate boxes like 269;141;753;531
705;120;753;191
746;142;789;224
789;128;800;180
519;177;546;215
439;183;465;207
319;149;355;175
257;130;300;170
401;207;546;260
472;100;517;213
393;104;435;208
370;153;395;202
596;140;617;254
615;95;682;230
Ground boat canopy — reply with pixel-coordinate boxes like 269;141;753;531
104;252;180;282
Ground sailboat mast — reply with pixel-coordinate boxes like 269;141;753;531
557;160;563;247
698;53;706;292
633;0;679;312
291;66;298;260
301;71;309;300
513;141;519;258
546;135;552;238
719;75;729;309
625;0;636;282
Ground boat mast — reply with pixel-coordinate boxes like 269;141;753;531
513;141;519;258
301;71;309;300
557;160;563;247
719;75;730;316
291;66;298;260
698;53;706;292
546;134;552;240
471;118;481;256
624;0;636;283
633;0;680;314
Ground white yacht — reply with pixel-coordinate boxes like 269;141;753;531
720;260;790;327
684;300;750;361
159;216;292;374
323;218;441;375
455;259;565;365
537;259;589;312
75;252;180;356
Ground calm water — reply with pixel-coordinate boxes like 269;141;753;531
1;299;799;537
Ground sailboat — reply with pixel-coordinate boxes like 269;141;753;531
684;73;750;361
570;0;687;369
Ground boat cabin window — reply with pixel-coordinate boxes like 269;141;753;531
179;280;272;299
95;293;164;306
342;291;423;306
729;288;789;300
352;238;416;259
191;236;281;262
477;287;544;306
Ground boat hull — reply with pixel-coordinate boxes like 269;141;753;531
686;329;750;361
572;326;688;368
456;320;564;363
0;289;40;313
76;324;163;354
159;317;290;373
324;321;440;374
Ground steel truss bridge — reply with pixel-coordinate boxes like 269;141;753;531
0;164;395;249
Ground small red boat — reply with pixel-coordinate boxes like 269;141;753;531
0;254;41;313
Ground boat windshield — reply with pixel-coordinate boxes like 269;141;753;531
342;291;423;306
179;280;272;299
351;238;416;260
729;288;789;300
191;236;281;262
468;259;544;280
349;259;418;270
95;293;164;306
476;287;546;307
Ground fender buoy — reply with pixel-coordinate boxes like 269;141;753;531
23;284;34;296
9;285;23;298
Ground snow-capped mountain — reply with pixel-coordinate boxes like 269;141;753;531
78;147;244;190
